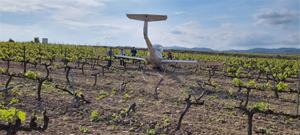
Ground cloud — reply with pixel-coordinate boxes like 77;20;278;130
209;15;233;21
0;0;137;46
255;10;299;25
0;0;118;31
149;21;299;50
174;11;185;15
0;23;45;41
56;19;122;30
0;0;108;24
171;30;184;35
0;0;106;12
231;32;299;48
150;22;237;49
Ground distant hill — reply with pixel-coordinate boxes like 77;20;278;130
226;48;300;54
165;46;214;52
166;46;300;54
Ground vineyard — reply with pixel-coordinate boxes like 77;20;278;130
0;41;299;135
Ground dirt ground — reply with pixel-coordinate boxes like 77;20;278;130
0;60;299;135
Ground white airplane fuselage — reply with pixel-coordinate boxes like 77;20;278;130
142;20;165;68
146;45;164;67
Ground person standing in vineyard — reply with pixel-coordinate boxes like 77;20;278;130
131;47;137;56
167;51;173;60
119;48;126;66
131;47;137;64
107;47;114;67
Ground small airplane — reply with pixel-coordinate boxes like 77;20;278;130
115;14;197;69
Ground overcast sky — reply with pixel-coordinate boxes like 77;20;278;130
0;0;299;50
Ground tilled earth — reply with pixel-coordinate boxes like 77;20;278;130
0;61;299;135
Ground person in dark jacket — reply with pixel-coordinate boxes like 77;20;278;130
131;47;137;64
167;51;173;60
131;47;137;56
107;47;114;67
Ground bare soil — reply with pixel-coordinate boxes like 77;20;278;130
0;60;299;135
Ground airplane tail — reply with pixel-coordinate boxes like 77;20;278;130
127;14;167;22
126;14;166;52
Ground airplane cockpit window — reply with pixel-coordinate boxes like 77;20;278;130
153;44;163;53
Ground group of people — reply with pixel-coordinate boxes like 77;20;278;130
106;47;137;67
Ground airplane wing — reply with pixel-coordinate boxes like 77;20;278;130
161;59;197;63
114;55;146;61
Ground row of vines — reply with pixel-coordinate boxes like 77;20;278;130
0;41;299;135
